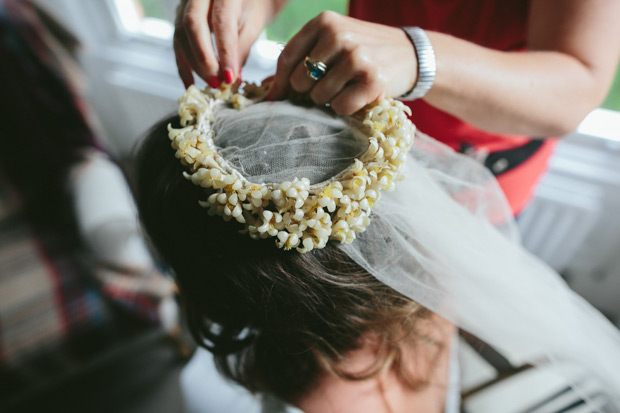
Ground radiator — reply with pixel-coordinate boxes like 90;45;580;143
517;173;602;273
517;143;620;324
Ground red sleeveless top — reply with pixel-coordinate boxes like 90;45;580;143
349;0;556;215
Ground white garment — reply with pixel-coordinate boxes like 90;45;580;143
70;151;154;270
180;348;263;413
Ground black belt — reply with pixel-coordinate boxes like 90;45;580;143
459;139;545;176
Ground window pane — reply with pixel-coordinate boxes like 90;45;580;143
266;0;348;42
113;0;173;39
601;62;620;111
138;0;169;21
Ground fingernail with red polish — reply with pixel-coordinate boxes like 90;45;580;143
207;75;221;88
224;69;234;84
180;72;193;89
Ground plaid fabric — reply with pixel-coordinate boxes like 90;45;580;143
95;267;172;324
0;180;166;406
0;3;173;403
0;183;110;368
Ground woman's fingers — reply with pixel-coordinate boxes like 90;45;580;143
174;25;212;85
268;12;416;113
288;33;344;94
320;53;384;115
211;0;241;83
237;10;269;77
268;12;338;100
173;37;195;88
308;57;357;106
331;82;380;116
287;15;383;113
177;0;220;85
174;0;271;86
183;0;219;82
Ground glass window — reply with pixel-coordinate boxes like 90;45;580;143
112;0;174;40
266;0;348;42
112;0;349;43
601;62;620;112
138;0;170;20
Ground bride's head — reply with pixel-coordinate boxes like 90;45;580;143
134;86;620;410
134;95;444;403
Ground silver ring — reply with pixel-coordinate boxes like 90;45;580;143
305;57;328;81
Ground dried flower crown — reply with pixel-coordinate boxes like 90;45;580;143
168;84;415;252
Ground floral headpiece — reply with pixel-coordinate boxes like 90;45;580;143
168;84;415;252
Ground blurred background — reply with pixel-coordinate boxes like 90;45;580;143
0;0;618;412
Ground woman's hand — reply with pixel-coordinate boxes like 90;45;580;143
267;11;418;116
174;0;282;88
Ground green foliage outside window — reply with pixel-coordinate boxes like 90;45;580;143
601;61;620;111
266;0;348;42
139;0;168;20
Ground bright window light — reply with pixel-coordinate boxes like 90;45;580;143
577;108;620;142
112;0;173;40
140;17;174;39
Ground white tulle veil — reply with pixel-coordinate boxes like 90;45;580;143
344;131;620;410
180;93;620;411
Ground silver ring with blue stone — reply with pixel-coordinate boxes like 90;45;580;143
305;57;328;81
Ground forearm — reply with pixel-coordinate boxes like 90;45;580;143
424;32;612;137
269;0;619;127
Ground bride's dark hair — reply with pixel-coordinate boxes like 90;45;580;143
134;115;441;402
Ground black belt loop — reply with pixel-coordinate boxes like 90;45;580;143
459;139;545;177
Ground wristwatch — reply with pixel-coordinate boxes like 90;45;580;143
400;27;436;101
